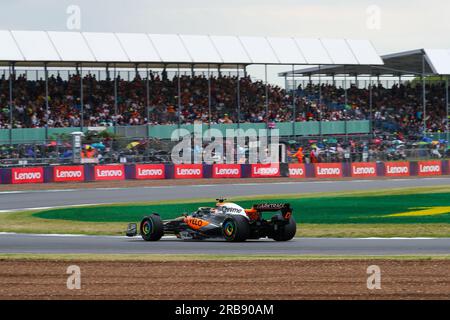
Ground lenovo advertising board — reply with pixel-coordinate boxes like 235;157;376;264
11;167;44;184
288;164;306;178
135;164;165;179
250;164;280;178
351;163;377;178
385;162;410;177
212;164;242;178
94;165;125;181
174;164;203;179
314;163;343;179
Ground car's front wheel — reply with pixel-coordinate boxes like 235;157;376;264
140;214;164;241
222;215;250;242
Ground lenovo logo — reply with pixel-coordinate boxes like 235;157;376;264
314;164;342;178
11;167;44;184
215;168;240;175
135;165;165;179
250;164;280;178
53;166;85;182
14;171;41;180
177;168;201;176
384;162;410;177
289;168;304;175
353;167;375;175
418;162;441;176
94;165;125;180
253;167;279;175
174;165;203;179
212;164;241;178
138;168;164;176
56;170;82;178
419;165;440;173
97;169;123;177
317;167;341;175
288;164;306;178
386;166;408;174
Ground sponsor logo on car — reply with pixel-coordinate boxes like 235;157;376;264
222;206;242;213
54;166;85;182
184;217;209;230
11;167;44;184
254;203;287;211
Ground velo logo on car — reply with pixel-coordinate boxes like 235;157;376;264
314;163;342;178
385;162;410;177
288;164;306;178
212;164;241;178
54;166;85;182
94;165;125;181
135;164;165;179
11;167;44;184
351;163;377;178
174;164;203;179
417;161;442;176
250;164;280;178
184;217;209;230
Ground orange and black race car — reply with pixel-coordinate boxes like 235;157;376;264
125;199;296;242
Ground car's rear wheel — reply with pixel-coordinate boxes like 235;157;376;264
140;214;164;241
272;217;296;241
222;215;250;242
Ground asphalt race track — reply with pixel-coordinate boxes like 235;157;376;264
1;177;450;211
1;233;450;255
1;177;450;256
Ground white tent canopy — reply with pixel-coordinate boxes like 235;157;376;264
280;49;450;77
0;30;383;68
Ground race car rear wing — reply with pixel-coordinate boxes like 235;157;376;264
246;203;293;219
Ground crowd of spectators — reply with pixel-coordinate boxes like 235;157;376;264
0;72;448;136
287;135;449;164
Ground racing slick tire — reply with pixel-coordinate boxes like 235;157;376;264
272;217;296;241
140;214;164;241
222;215;250;242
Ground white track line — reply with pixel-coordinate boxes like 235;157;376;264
0;232;177;239
0;203;111;213
0;232;442;240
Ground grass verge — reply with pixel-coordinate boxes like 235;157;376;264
1;210;450;238
1;185;449;237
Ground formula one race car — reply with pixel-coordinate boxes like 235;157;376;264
126;199;296;242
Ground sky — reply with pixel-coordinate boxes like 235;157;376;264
0;0;449;85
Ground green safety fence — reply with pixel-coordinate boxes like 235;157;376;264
0;120;372;144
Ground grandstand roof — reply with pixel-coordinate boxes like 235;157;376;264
0;30;383;68
279;49;450;77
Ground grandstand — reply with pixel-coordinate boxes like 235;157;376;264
280;49;450;140
0;31;381;137
0;31;449;166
